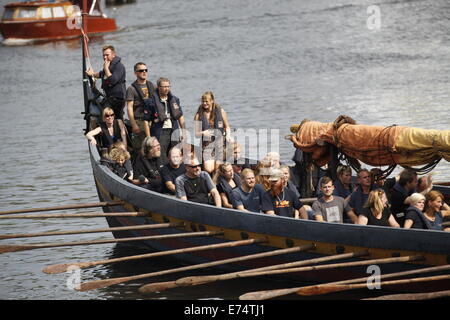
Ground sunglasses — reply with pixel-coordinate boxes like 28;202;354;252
136;69;148;73
105;114;115;118
187;164;201;169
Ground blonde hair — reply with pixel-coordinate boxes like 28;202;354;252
240;168;254;180
365;189;386;214
405;193;425;206
102;107;115;120
424;190;445;212
254;159;272;190
196;91;219;126
102;45;115;52
109;147;130;162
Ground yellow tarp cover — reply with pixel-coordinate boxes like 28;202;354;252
395;127;450;166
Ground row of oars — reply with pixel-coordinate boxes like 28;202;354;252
1;201;449;299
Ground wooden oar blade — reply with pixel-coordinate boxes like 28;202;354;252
0;245;34;254
363;289;450;300
240;287;299;300
138;281;179;294
175;275;218;287
43;263;75;274
43;238;267;275
76;277;130;292
297;274;450;296
297;284;349;296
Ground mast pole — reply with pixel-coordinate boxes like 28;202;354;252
81;0;90;133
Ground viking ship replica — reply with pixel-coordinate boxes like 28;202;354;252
66;30;450;299
2;3;447;300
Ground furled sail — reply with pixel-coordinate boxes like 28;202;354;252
289;116;450;169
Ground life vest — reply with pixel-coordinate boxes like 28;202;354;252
131;80;155;119
200;105;225;135
99;120;122;149
149;92;183;138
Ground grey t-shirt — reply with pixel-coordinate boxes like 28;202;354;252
312;196;351;223
175;171;216;199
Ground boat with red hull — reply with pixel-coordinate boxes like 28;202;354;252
0;0;116;42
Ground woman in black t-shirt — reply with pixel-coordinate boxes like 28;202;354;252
358;189;400;228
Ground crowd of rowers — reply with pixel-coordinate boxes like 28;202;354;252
84;45;450;232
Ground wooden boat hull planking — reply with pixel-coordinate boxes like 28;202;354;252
89;147;450;290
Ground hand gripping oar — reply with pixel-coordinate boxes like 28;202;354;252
0;201;124;215
76;243;315;292
0;222;183;240
240;260;450;300
43;238;267;274
0;231;223;254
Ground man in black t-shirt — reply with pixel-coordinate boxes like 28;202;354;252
160;147;185;194
387;169;418;226
261;168;308;219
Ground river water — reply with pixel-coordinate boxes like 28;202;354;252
0;0;449;301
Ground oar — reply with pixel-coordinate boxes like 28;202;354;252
297;264;450;297
0;211;149;219
363;289;450;300
239;255;425;300
173;250;368;288
298;274;450;296
43;238;267;274
139;249;367;294
0;231;222;254
241;263;450;300
138;244;317;294
0;222;183;240
76;243;315;292
0;201;124;215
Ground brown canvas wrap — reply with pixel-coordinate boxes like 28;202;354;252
291;120;450;167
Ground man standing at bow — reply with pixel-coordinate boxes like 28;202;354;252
86;45;126;120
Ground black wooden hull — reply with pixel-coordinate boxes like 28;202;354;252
88;145;450;291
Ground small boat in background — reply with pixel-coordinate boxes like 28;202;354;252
0;0;117;43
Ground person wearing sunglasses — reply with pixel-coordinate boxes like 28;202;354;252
126;62;156;155
85;107;128;155
175;157;221;207
86;45;126;120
